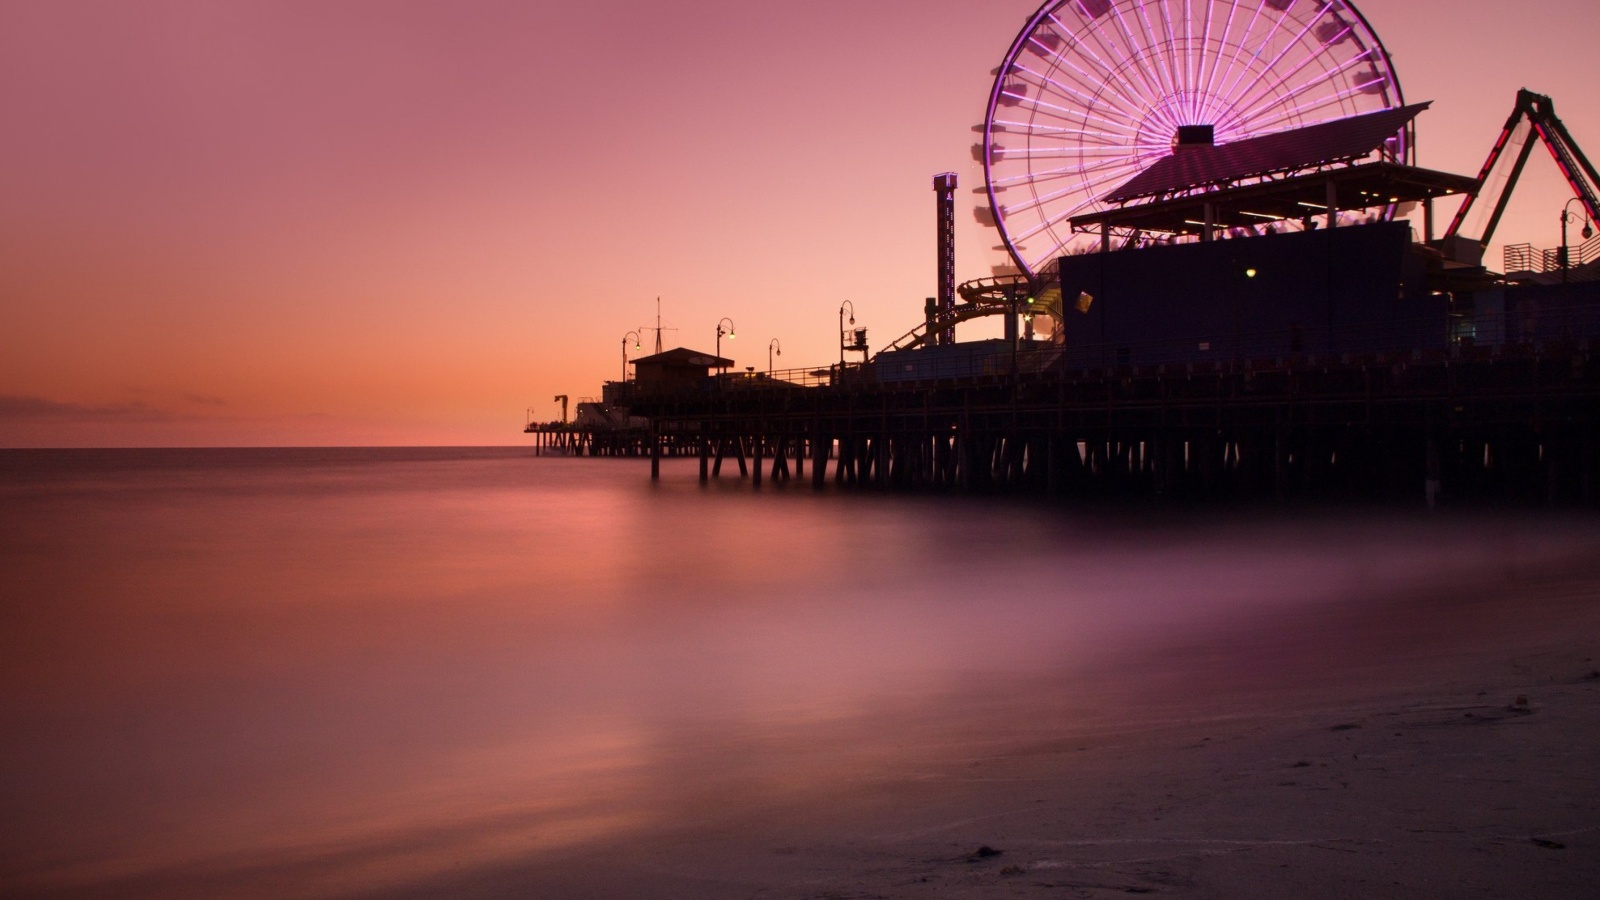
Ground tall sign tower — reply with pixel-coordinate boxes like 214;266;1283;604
934;172;957;346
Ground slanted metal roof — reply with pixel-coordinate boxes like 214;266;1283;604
1104;103;1431;204
1072;161;1477;237
631;347;733;368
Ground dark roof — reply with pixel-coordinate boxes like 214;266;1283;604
1104;103;1430;203
1072;161;1477;237
630;347;733;368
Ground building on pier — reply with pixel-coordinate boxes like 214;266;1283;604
544;91;1600;504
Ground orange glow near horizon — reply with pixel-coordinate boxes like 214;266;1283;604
2;0;1597;446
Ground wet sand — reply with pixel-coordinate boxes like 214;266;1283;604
377;556;1600;899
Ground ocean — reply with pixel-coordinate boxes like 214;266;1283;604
2;447;1595;898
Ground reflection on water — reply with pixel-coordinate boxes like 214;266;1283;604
1;448;1594;898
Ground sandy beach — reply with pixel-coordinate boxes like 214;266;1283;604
373;553;1600;900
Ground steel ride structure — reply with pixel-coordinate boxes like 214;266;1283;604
980;0;1407;282
1442;89;1600;278
878;272;1062;354
882;0;1410;354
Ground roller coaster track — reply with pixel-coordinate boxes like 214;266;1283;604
876;274;1065;355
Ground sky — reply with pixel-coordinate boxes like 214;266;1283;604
2;0;1597;447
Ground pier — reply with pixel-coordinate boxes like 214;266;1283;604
616;332;1600;505
538;89;1600;506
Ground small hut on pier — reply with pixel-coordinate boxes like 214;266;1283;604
631;348;733;389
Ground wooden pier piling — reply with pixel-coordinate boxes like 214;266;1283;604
618;344;1600;505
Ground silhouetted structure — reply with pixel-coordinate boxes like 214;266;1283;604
573;98;1600;506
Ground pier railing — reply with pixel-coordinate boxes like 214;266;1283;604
1505;233;1600;274
599;298;1600;408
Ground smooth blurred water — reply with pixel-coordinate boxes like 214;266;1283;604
2;448;1595;898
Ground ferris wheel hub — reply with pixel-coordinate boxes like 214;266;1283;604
981;0;1406;278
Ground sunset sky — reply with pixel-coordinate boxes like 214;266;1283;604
3;0;1596;447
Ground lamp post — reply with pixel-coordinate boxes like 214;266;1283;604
1560;197;1594;284
622;330;641;382
838;301;855;369
768;338;781;375
715;317;736;375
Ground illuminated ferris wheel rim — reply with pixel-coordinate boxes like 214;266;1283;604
982;0;1407;281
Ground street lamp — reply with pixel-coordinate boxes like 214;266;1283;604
715;317;736;374
622;330;641;382
768;338;781;375
1560;197;1594;284
839;301;855;369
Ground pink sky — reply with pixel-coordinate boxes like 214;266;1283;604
2;0;1596;447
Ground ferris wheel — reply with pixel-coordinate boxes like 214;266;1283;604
981;0;1408;280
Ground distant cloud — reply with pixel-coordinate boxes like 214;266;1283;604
182;393;228;407
0;395;172;420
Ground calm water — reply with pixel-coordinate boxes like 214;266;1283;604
2;448;1595;898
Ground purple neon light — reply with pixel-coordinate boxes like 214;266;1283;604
984;0;1403;278
1237;79;1386;139
1220;1;1336;108
1007;163;1151;241
1219;29;1366;129
1211;0;1309;110
1044;13;1167;118
1099;5;1174;105
1009;61;1150;131
1020;42;1156;125
1222;55;1379;134
1199;0;1246;105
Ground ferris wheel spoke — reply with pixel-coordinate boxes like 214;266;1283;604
1014;166;1153;216
1240;102;1372;141
991;119;1144;144
1080;7;1161;106
1004;180;1106;216
1199;0;1245;102
1011;90;1144;137
1191;0;1222;122
1218;1;1336;115
1025;232;1082;271
1184;0;1200;118
1222;30;1365;125
1153;0;1183;109
1105;55;1187;134
993;152;1150;188
1220;49;1372;133
992;118;1149;142
1015;50;1148;127
1047;13;1166;116
1155;3;1191;102
993;163;1086;187
1042;41;1165;123
1231;78;1385;137
1005;167;1148;242
1133;1;1179;99
1234;66;1372;134
1206;1;1271;118
1178;0;1201;116
1011;62;1148;133
1166;0;1196;121
1213;1;1302;111
1030;16;1158;113
1103;5;1174;104
1023;188;1131;247
985;0;1402;279
1003;144;1163;160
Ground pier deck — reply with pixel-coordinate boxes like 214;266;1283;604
617;342;1600;504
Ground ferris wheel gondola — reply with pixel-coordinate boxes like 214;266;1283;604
980;0;1408;280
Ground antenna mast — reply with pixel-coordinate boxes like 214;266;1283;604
640;296;676;354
